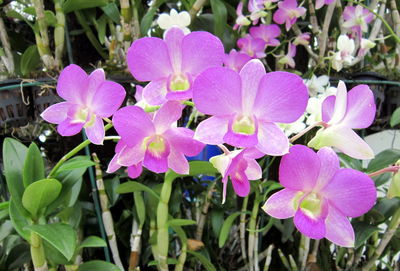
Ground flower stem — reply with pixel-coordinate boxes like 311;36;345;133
195;181;216;240
368;166;400;178
31;232;48;271
157;173;175;271
289;121;325;143
47;123;113;178
248;189;261;271
217;144;230;155
240;196;249;264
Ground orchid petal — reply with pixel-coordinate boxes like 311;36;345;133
117;144;146;166
245;159;262;180
164;27;185;73
106;154;121;173
262;188;301;219
57;64;88;103
127;163;143;179
328;81;347;125
321;95;335;123
240;59;266;114
153;101;183;134
168;147;190;174
143;141;170;173
315;147;340;191
85;117;105;145
294;209;326;239
194;116;229;145
321;168;376;217
193;67;242;116
279;145;320;191
40;102;71;124
256;122;289;156
164;127;204;156
254;71;308;123
90;81;126;117
57;118;84;136
325;205;355;247
142;79;168;106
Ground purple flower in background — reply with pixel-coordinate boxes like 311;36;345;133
127;27;224;105
107;101;204;176
234;2;251;30
308;81;376;159
343;5;374;39
193;59;308;155
223;49;252;72
249;24;281;47
279;43;296;68
210;148;263;203
41;64;125;145
263;145;376;247
315;0;335;10
293;32;310;46
273;0;306;31
237;35;267;58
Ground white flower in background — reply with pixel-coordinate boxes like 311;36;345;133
358;38;376;57
157;9;191;34
304;74;330;96
306;86;337;125
280;115;306;136
332;35;355;71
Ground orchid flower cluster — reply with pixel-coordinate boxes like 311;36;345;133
41;24;378;248
231;0;379;71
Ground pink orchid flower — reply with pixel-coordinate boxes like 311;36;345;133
273;0;306;31
127;27;224;106
293;32;310;46
278;43;296;68
107;101;204;176
343;5;374;39
210;148;263;203
193;59;308;155
234;2;251;30
223;49;252;72
315;0;335;10
237;35;267;58
308;81;376;159
41;64;125;145
263;145;377;247
249;24;281;47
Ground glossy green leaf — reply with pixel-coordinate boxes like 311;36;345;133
63;0;108;13
367;149;400;173
5;243;30;270
44;10;57;27
26;223;76;260
117;181;160;200
20;45;40;76
22;178;62;218
78;236;107;249
140;0;166;35
218;211;243;248
3;138;28;215
134;191;146;227
9;200;31;241
104;176;120;207
390;107;400;127
187;251;217;271
23;142;44;187
148;258;178;267
352;221;379;248
0;220;13;242
57;160;95;172
101;2;120;24
78;260;121;271
167;219;197;227
210;0;227;39
43;240;70;265
97;14;107;45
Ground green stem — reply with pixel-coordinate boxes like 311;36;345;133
157;174;175;271
248;191;261;271
47;123;113;178
31;232;48;271
53;0;65;69
182;101;194;107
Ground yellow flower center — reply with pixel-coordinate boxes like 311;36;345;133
299;193;323;219
169;74;190;92
232;115;256;135
144;135;167;157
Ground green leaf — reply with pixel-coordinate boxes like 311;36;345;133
367;149;400;173
187;251;217;271
23;143;44;187
57;160;95;172
104;176;120;207
0;220;13;242
5;243;30;270
6;10;34;30
218;211;243;248
26;223;76;260
22;178;62;218
352;221;379;248
390;107;400;127
97;15;107;45
78;236;107;249
134;192;146;227
167;219;197;227
20;45;40;76
63;0;108;13
9;200;31;241
3;138;28;215
78;260;121;271
101;2;120;24
210;0;227;39
148;258;179;267
117;181;160;200
140;0;166;35
44;10;57;27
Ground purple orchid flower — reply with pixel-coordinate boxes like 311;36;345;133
263;145;376;247
315;0;335;10
249;24;281;47
293;32;310;46
107;101;204;176
127;27;224;106
210;148;263;203
237;35;267;58
308;81;376;159
234;2;251;30
41;64;125;145
223;49;252;72
279;42;297;68
273;0;306;31
343;5;374;40
192;59;308;155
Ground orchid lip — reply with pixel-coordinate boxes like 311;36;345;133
144;135;167;157
168;73;191;92
232;115;256;135
299;192;323;219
